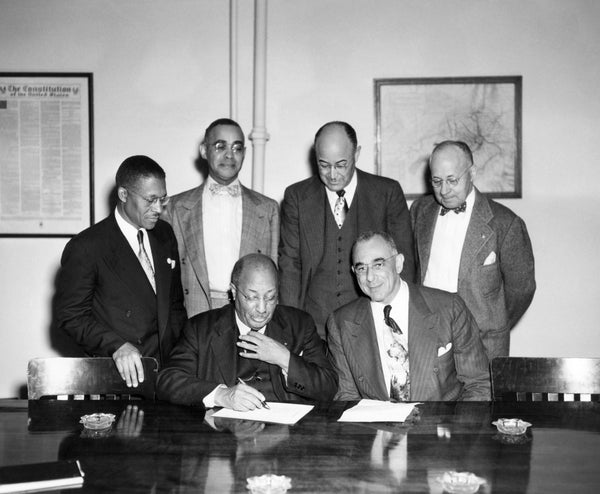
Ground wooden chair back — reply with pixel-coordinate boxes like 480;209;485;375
27;357;158;400
491;357;600;402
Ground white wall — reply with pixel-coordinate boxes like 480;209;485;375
1;0;599;397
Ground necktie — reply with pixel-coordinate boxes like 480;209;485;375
334;189;348;228
208;182;241;197
137;230;156;293
440;202;467;216
384;305;410;401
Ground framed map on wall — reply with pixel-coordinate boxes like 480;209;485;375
374;76;522;200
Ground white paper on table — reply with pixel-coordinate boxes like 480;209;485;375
211;402;314;425
337;399;420;422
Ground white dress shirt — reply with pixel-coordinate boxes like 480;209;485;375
370;279;410;399
423;189;475;293
202;175;243;292
115;206;155;270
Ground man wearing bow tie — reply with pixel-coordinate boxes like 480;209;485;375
163;118;279;317
327;231;490;401
410;140;536;360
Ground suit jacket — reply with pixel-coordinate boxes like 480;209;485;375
163;183;279;317
327;282;490;401
156;304;338;405
410;188;536;359
55;214;187;365
279;169;415;311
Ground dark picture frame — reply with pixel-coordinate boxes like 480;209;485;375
0;72;94;237
375;76;522;200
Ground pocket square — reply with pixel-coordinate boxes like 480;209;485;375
483;251;496;266
167;258;176;269
437;342;452;357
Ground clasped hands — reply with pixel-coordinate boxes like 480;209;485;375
214;332;291;412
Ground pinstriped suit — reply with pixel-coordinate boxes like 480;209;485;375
327;281;490;401
163;183;279;318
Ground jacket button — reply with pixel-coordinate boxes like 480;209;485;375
181;258;186;264
257;249;262;253
358;376;364;382
137;338;142;344
433;367;439;373
184;289;189;295
126;310;131;318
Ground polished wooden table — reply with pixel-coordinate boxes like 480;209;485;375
1;399;599;493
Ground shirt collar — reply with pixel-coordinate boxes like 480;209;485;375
235;311;266;335
324;167;358;207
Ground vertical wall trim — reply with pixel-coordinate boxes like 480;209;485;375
229;0;238;120
249;0;269;193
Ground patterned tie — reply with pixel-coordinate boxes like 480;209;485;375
208;182;241;197
440;202;467;216
137;230;156;293
384;305;410;401
334;189;348;228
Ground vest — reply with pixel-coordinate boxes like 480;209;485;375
305;196;360;328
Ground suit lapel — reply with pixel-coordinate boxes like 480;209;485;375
407;283;438;400
299;178;326;266
458;189;494;280
414;198;439;282
240;186;265;256
177;185;210;297
149;227;170;335
345;299;389;399
104;216;156;307
210;307;239;385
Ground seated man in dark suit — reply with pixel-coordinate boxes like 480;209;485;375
55;155;187;388
157;253;337;410
327;231;490;401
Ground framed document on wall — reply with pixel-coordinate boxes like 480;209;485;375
375;76;522;200
0;73;94;237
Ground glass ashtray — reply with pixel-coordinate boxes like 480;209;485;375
246;474;291;494
80;413;116;430
438;471;486;494
492;418;532;435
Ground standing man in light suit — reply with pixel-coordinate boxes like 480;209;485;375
163;118;279;318
327;231;490;401
410;140;535;360
279;121;414;339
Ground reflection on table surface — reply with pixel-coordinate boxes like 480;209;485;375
0;400;598;493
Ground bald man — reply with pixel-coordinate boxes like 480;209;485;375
157;254;337;410
411;140;535;360
279;121;415;339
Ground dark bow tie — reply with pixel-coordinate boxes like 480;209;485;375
440;202;467;216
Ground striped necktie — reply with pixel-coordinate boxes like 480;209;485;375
137;230;156;293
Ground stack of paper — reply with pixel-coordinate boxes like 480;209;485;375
338;399;419;422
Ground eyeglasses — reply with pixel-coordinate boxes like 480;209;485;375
318;162;350;173
430;165;473;189
352;254;397;275
210;141;245;155
127;189;170;207
236;288;278;306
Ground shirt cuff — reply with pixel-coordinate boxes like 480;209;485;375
202;384;227;408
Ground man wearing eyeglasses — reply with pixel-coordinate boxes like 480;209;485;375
327;231;490;401
157;253;337;410
410;140;535;360
56;155;187;388
279;121;415;340
162;118;279;318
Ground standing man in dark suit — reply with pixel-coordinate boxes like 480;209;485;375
327;231;490;401
55;155;187;387
163;118;279;318
157;253;337;410
279;121;414;339
410;140;535;360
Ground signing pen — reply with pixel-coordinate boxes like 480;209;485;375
237;377;270;409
